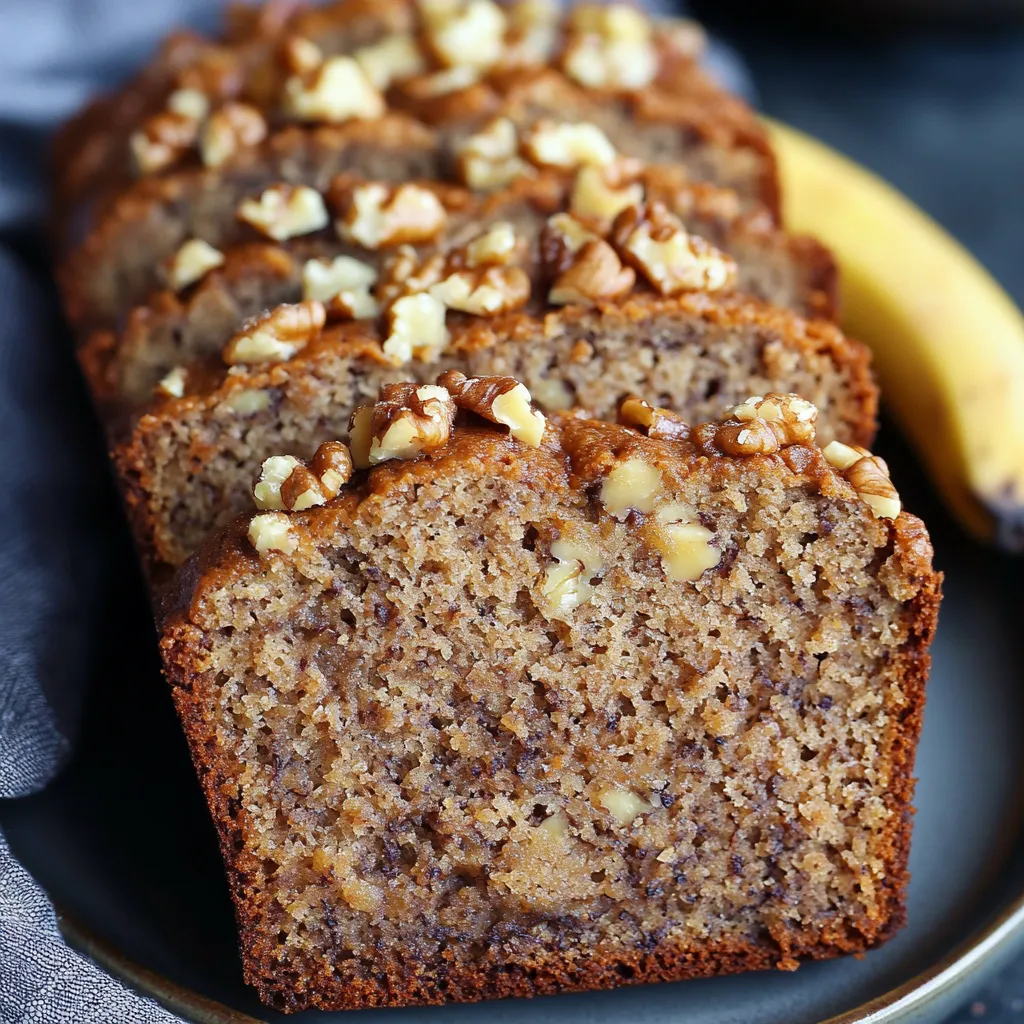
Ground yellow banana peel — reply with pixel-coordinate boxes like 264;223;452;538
768;119;1024;549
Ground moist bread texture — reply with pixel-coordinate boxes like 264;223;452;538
161;406;940;1012
117;294;877;572
79;170;834;419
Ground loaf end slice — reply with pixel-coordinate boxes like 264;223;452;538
161;387;940;1011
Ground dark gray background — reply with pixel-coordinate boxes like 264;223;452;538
691;8;1024;1020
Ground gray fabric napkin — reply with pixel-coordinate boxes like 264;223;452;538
0;3;746;1021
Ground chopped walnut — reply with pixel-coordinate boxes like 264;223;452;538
302;256;379;320
224;388;272;414
253;441;353;511
646;502;720;581
600;457;662;518
336;182;447;249
618;395;690;441
237;184;329;241
382;292;450;365
280;34;323;75
200;102;268;168
248;512;297;555
612;203;737;296
130;111;199;175
431;266;531;316
347;406;373;469
366;383;457;464
598;786;653;825
548;238;635;306
823;442;901;520
569;165;644;230
465;222;519;267
541;213;602;274
521;120;618;170
502;0;559;66
424;0;507;69
376;246;447;306
562;3;657;91
222;301;326;365
165;239;225;292
715;393;818;456
530;377;575;411
437;370;546;446
283;51;385;122
399;65;482;100
156;366;188;399
354;33;425;91
455;117;535;191
166;88;210;121
541;534;603;615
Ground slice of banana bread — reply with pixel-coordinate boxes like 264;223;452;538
78;170;834;421
117;293;876;573
160;382;940;1012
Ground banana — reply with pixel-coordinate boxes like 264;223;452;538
767;119;1024;550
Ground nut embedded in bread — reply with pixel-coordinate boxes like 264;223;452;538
160;384;940;1012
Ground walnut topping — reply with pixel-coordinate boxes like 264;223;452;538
821;440;866;472
569;165;644;230
283;52;385;122
253;441;353;511
431;266;531;316
647;502;720;581
165;239;225;292
537;811;568;836
543;212;601;264
612;203;737;296
156;365;188;399
541;534;603;615
600;457;662;518
548;239;635;306
823;442;902;520
166;88;210;121
354;33;426;91
248;512;297;555
521;121;617;170
130;111;199;175
281;34;324;76
376;246;447;306
562;4;657;91
455;117;535;191
714;393;818;456
302;256;379;319
503;0;559;66
424;0;507;69
348;406;373;469
618;396;690;441
237;184;329;241
382;292;450;365
465;222;518;267
200;102;268;168
598;787;653;825
400;65;482;100
366;383;457;464
222;301;326;365
336;183;447;249
438;370;546;446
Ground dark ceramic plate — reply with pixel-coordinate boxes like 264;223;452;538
4;138;1024;1023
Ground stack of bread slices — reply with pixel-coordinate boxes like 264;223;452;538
55;0;941;1013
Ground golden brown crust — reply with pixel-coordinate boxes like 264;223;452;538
160;417;939;1012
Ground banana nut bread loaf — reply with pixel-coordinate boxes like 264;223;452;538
79;167;835;420
53;0;771;227
117;290;877;573
160;379;941;1012
57;0;777;330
